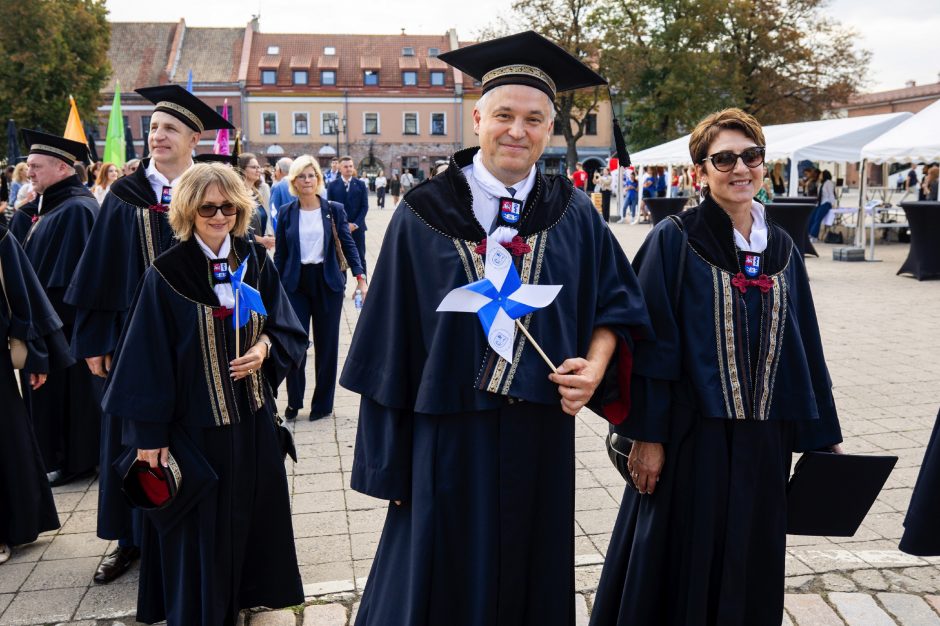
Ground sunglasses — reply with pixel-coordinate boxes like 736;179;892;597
702;147;765;172
197;202;238;218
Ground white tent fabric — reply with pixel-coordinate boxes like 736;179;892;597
860;100;940;164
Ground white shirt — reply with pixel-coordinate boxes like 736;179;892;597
146;159;192;205
374;176;387;189
462;150;536;242
734;201;768;253
299;207;325;264
194;233;235;307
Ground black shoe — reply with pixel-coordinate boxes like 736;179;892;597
309;411;331;421
93;546;140;584
285;406;298;420
47;467;97;488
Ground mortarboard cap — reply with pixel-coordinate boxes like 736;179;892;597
22;129;88;164
135;84;235;134
114;426;218;534
438;31;630;166
787;451;897;537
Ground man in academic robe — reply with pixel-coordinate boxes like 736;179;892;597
65;84;234;584
326;155;369;272
18;130;101;488
339;31;651;626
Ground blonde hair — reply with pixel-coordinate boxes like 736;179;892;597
168;163;256;241
12;162;28;183
287;155;325;197
688;108;766;165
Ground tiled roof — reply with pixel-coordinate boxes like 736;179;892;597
169;27;244;84
847;82;940;107
104;22;178;92
290;55;312;69
259;55;281;68
245;32;455;91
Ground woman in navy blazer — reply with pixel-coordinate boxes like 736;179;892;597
274;155;366;420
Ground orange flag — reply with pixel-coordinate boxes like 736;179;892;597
64;95;89;145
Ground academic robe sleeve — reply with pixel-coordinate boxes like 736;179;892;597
616;218;686;443
102;269;177;449
351;398;413;501
788;252;843;452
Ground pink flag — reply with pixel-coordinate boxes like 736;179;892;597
213;99;230;155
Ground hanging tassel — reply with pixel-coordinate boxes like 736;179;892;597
608;86;630;167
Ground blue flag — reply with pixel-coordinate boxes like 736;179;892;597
229;260;266;328
186;69;194;93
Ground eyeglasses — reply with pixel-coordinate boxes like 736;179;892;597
197;202;237;218
701;147;765;172
295;173;319;181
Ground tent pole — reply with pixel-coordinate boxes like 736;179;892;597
856;160;867;250
788;156;800;196
666;164;674;198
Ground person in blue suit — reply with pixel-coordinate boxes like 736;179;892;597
276;155;367;421
326;155;369;272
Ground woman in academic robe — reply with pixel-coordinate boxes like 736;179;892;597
101;163;308;625
0;224;68;563
590;109;844;626
900;407;940;556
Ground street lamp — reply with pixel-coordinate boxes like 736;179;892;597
327;115;346;157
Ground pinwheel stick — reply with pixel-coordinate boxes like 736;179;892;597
234;290;240;359
515;319;557;374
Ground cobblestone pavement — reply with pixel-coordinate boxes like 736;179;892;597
2;201;939;625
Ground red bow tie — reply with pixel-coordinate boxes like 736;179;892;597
731;272;773;294
474;236;532;257
212;307;234;319
149;204;169;213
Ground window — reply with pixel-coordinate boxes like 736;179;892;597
214;104;233;120
266;46;280;54
428;47;440;57
293;112;309;135
261;69;277;85
140;115;151;138
320;70;336;86
403;112;418;135
585;113;597;135
553;116;565;136
324;46;336;55
364;112;379;135
293;70;308;85
402;71;418;86
122;115;130;130
431;113;446;136
430;71;445;86
262;112;278;135
402;47;415;56
363;70;379;86
321;112;339;135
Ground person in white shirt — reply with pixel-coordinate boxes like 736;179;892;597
374;170;388;208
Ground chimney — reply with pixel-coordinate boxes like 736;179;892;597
905;80;916;88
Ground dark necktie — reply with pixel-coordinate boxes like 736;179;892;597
506;186;517;197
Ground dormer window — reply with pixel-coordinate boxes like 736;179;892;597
267;46;280;54
402;47;415;57
324;46;336;55
428;47;440;57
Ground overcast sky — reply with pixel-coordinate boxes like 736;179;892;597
106;0;939;93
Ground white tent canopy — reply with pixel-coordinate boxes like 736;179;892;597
631;112;912;195
860;100;940;164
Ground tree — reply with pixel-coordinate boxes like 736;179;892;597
0;0;110;154
600;0;870;150
480;0;607;169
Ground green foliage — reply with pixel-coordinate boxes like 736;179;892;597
0;0;110;152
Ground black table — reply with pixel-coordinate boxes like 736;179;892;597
766;202;819;257
898;202;940;280
645;197;687;225
772;196;816;205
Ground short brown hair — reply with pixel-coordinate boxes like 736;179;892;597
169;163;256;241
688;108;765;165
339;155;353;164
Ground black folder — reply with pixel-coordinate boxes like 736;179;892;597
787;451;897;536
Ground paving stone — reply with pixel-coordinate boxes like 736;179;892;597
0;592;12;616
4;538;52;564
0;562;34;594
293;473;344;494
292;490;347;514
42;533;110;560
21;557;100;591
822;572;859;592
302;602;347;625
73;582;139;620
0;587;85;625
350;601;360;625
784;593;844;626
292;511;348;538
851;569;892;591
575;592;589;626
885;568;940;594
926;596;940;615
793;548;869;573
878;593;940;625
347;509;384;534
300;560;354;585
249;609;297;625
781;610;794;626
785;575;817;591
52;491;85;513
295;535;352;566
59;509;100;534
830;591;896;625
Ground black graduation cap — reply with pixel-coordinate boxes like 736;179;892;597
438;31;630;165
195;153;239;167
22;129;88;164
135;84;235;133
787;451;897;537
114;427;218;534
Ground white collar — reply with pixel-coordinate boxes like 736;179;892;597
734;201;768;253
146;158;193;187
468;150;536;202
194;232;231;260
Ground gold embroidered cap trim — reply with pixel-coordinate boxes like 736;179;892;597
31;144;77;162
482;64;557;97
156;101;204;132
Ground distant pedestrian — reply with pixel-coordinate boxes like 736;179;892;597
374;170;387;208
327;156;370;272
91;162;119;204
620;169;638;222
269;157;294;214
400;169;415;195
571;161;588;191
389;173;401;205
593;166;612;221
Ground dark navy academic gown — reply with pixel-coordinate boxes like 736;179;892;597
65;159;175;541
8;200;38;244
900;407;940;556
19;175;102;476
590;197;843;626
102;236;307;626
339;147;651;626
0;226;67;546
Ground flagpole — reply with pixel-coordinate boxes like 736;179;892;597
515;319;557;373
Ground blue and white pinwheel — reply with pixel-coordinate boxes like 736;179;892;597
229;260;267;328
437;236;562;363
